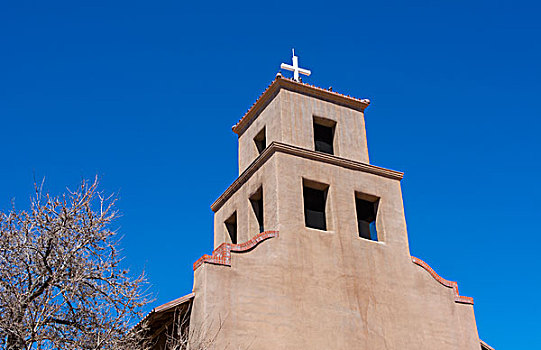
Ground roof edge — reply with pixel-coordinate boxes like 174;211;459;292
154;292;195;313
480;339;495;350
131;292;195;333
211;142;403;212
232;76;370;136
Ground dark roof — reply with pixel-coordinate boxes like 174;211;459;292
132;292;194;335
481;340;495;350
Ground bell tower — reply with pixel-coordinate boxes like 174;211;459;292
235;73;371;175
188;54;487;349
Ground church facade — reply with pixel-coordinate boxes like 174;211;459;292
141;73;493;349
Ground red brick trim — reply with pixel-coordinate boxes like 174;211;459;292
411;256;474;305
193;231;279;271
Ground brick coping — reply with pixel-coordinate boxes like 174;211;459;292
192;233;473;305
411;256;474;305
193;231;279;271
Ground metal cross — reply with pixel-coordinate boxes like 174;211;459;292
280;49;311;82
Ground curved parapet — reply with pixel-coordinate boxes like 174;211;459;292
193;231;279;271
412;256;474;305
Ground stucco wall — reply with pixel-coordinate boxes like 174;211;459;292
192;151;480;349
279;89;369;164
237;90;282;175
213;156;278;246
191;85;480;349
237;88;369;175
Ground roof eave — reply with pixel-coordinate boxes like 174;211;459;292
130;292;195;333
480;340;495;350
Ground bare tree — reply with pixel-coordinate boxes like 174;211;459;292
0;178;149;350
162;311;222;350
159;310;252;350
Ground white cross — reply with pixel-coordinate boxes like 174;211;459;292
280;49;311;82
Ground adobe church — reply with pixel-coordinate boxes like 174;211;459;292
140;52;493;350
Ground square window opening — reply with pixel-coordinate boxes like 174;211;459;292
250;187;264;233
303;180;329;231
254;127;266;155
225;212;237;244
313;117;336;155
355;193;379;241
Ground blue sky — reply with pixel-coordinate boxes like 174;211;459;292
1;1;539;348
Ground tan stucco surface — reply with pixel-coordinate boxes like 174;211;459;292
190;82;481;349
238;87;369;174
